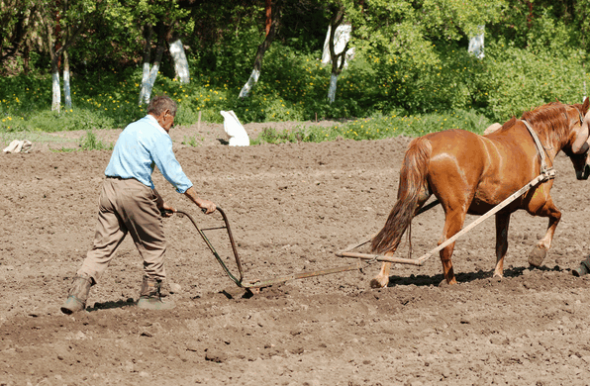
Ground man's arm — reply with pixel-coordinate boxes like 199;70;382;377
184;187;216;214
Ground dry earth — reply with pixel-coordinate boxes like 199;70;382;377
2;121;590;386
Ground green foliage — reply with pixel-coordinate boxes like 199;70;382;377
253;109;493;145
2;0;590;138
79;130;113;151
181;135;203;147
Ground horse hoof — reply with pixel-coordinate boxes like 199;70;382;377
370;275;389;289
528;245;547;267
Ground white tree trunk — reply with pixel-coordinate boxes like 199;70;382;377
52;72;61;112
143;63;160;103
63;69;71;109
138;62;151;104
169;39;190;84
239;69;260;98
468;25;485;59
328;74;338;103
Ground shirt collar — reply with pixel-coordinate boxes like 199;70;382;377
145;114;168;136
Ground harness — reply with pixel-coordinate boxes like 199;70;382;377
520;105;583;181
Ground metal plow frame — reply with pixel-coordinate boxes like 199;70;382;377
171;208;361;298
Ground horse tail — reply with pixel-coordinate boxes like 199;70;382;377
371;137;432;254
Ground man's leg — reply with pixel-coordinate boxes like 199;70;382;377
78;180;128;282
117;179;173;310
62;180;128;314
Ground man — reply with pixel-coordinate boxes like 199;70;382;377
61;95;216;314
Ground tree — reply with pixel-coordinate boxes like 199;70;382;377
325;3;350;103
0;0;39;74
38;0;97;112
239;0;283;98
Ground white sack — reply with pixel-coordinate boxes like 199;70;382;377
220;111;250;147
3;140;32;154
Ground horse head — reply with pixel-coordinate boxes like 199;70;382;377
563;98;590;180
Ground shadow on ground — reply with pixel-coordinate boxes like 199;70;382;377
387;265;567;287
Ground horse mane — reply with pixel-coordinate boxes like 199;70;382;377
502;117;517;131
520;102;570;147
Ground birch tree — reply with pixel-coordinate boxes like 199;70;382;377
138;24;153;104
140;25;167;105
326;4;350;103
239;0;283;98
39;0;95;112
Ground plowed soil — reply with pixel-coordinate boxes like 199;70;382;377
2;121;590;386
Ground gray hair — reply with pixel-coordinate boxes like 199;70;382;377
147;95;177;116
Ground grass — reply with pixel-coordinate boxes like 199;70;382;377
251;109;493;145
79;130;113;151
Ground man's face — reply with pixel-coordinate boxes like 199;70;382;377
159;110;175;132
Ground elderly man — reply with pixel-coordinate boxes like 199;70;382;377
61;95;216;314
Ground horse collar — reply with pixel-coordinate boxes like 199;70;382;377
521;119;551;176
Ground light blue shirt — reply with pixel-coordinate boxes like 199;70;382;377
105;115;193;194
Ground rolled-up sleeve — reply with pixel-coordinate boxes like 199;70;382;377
150;136;193;193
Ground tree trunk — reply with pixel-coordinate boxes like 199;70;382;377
327;6;349;104
169;38;190;83
239;0;281;98
138;24;152;104
63;50;71;109
142;30;166;104
51;57;61;112
327;74;338;103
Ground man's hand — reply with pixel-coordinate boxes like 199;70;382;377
183;187;216;215
159;202;176;217
196;199;216;215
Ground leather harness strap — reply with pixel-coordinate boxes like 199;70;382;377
521;119;555;180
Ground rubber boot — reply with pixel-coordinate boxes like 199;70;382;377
572;257;590;277
137;276;175;311
60;275;92;315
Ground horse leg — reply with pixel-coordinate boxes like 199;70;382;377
528;198;561;267
370;189;431;289
370;252;394;289
493;213;511;278
439;209;467;285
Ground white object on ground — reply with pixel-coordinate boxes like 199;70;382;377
3;140;32;154
321;25;355;67
239;69;261;98
169;39;190;84
220;111;250;146
468;25;485;59
483;123;502;135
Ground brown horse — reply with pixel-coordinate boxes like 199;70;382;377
370;99;590;288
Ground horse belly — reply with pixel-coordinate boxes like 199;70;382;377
467;198;496;215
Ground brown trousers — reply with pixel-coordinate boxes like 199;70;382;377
77;178;167;283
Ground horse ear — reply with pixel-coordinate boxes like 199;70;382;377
583;97;590;114
555;98;560;103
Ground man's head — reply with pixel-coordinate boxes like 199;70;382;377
148;95;177;132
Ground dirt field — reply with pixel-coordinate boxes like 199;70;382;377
2;121;590;386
